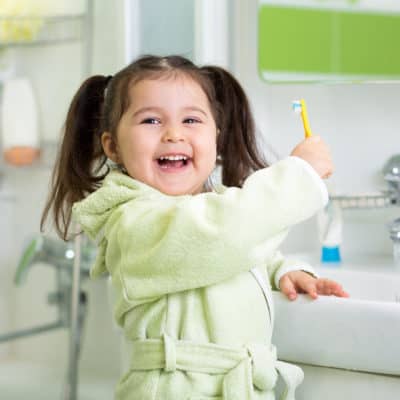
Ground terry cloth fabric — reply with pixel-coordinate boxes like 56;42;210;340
127;333;304;400
73;156;328;399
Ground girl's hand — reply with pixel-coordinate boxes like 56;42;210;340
279;270;349;301
290;135;333;179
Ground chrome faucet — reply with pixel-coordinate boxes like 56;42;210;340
388;218;400;266
383;154;400;206
384;155;400;265
329;154;400;209
327;154;400;265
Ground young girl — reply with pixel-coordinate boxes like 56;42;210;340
42;55;347;400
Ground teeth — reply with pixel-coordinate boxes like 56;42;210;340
159;155;188;161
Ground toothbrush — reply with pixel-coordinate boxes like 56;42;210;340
292;99;313;138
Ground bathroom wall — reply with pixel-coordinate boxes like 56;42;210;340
232;0;400;259
1;0;400;388
0;0;122;382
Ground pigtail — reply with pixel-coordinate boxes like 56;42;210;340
42;55;268;238
202;66;268;187
41;75;110;239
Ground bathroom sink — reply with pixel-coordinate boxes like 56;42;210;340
314;260;400;303
272;257;400;376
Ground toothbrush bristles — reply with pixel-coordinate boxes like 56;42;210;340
292;100;302;114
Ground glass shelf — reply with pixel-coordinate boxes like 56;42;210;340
0;14;87;48
0;1;93;184
0;141;59;171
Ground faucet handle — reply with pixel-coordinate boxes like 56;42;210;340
383;155;400;205
388;218;400;267
388;218;400;241
383;154;400;182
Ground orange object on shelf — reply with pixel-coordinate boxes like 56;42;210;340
3;146;40;166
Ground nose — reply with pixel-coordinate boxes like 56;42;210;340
162;125;185;143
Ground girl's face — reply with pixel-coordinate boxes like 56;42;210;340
102;75;218;196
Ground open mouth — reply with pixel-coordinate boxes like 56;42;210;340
156;154;192;170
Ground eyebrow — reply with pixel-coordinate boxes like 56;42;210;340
183;106;208;117
133;106;208;117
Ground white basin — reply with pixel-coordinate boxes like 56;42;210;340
272;256;400;376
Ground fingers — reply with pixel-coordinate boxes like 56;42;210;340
279;275;298;301
298;279;318;300
279;272;350;302
316;278;350;298
290;135;334;179
288;271;319;299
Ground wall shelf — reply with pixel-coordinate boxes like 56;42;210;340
0;0;93;175
0;0;93;74
0;14;88;48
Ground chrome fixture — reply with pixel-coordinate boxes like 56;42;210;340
383;154;400;205
388;218;400;266
384;155;400;265
329;154;400;209
0;234;95;340
0;234;96;400
327;154;400;264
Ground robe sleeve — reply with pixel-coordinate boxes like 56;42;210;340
265;251;318;290
102;157;328;301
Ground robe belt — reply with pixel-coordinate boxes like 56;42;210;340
129;333;303;400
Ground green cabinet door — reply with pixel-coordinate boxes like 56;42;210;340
258;3;400;82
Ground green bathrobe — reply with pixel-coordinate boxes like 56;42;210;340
73;156;328;400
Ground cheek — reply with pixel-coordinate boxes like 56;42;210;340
121;133;153;159
209;135;218;160
196;135;217;166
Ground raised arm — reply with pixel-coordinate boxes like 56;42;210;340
75;157;328;301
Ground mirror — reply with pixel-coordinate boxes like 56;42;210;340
258;0;400;83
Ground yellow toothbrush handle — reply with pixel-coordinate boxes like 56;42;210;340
300;99;312;138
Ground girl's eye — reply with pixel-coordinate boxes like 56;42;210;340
141;118;160;125
183;118;201;124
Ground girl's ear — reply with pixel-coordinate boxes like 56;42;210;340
101;132;119;163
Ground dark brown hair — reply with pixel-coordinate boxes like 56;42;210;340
41;55;268;239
